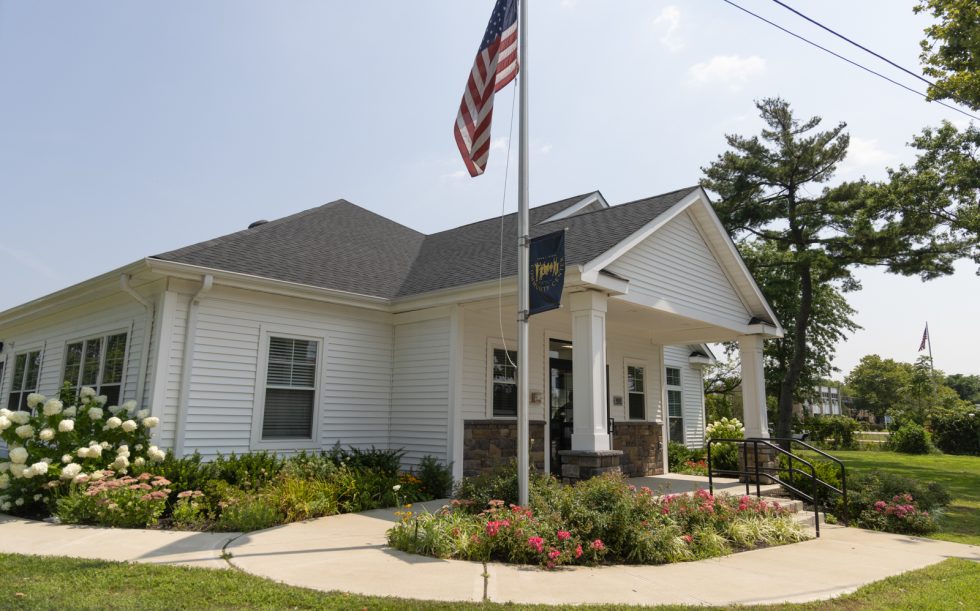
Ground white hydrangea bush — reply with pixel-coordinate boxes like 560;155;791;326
705;417;745;441
0;384;165;516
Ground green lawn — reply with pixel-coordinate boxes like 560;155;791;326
0;553;977;610
830;450;980;545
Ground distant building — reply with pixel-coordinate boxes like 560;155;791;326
801;384;843;417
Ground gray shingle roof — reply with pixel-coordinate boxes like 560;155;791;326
153;186;699;299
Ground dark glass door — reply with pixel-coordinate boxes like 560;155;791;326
550;357;573;476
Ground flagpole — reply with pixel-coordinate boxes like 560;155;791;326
926;322;939;407
516;0;530;507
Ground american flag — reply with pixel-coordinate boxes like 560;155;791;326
918;323;929;352
454;0;519;177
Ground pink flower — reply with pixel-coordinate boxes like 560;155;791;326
591;539;605;551
556;530;571;541
548;549;561;560
874;500;888;512
574;544;583;559
682;535;693;544
528;536;545;553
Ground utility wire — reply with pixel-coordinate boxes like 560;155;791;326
719;0;980;122
770;0;978;114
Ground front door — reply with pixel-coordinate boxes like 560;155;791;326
549;344;574;476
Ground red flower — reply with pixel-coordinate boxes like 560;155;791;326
591;539;605;551
574;544;583;559
556;530;571;541
528;536;545;553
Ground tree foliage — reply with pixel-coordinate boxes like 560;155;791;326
701;98;974;441
915;0;980;110
945;373;980;404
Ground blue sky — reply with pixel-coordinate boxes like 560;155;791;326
0;0;976;376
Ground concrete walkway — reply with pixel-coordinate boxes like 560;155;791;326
2;505;977;606
224;500;979;606
0;514;236;569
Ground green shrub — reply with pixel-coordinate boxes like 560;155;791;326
667;442;691;471
705;417;744;473
170;492;209;530
326;444;404;476
777;454;842;496
805;415;859;449
452;461;559;512
836;470;950;535
213;494;283;532
56;472;171;529
889;423;934;454
282;451;338;480
930;410;979;455
211;451;284;491
265;474;339;522
416;456;453;498
392;474;807;567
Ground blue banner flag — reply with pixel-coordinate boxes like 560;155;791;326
528;230;566;316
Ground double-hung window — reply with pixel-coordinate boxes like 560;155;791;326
666;366;684;443
262;336;318;440
626;364;646;420
63;333;128;406
491;348;517;418
8;350;42;411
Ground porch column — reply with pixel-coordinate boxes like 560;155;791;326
738;334;769;438
570;290;610;451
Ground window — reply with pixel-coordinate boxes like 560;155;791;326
491;348;517;418
8;350;42;411
666;366;683;443
262;337;318;440
63;333;128;406
626;365;646;420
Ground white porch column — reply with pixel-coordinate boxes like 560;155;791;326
570;290;610;451
738;334;769;438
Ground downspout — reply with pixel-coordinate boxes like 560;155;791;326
174;274;213;457
120;274;154;406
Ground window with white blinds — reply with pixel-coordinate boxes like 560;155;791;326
666;366;684;443
262;337;318;440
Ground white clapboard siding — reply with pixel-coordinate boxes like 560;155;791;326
664;345;707;448
607;210;750;328
176;288;393;458
606;328;664;425
390;317;451;467
1;292;151;403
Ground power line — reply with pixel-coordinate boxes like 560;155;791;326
719;0;980;122
770;0;977;114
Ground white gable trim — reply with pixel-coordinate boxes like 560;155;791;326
583;189;702;273
583;187;782;336
539;191;609;224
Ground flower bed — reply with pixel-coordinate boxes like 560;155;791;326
1;385;452;532
387;472;808;568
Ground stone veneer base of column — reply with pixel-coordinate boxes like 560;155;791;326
558;449;623;484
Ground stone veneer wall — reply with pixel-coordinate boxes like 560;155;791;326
462;420;546;477
612;421;664;476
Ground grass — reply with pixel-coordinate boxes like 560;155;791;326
0;553;976;610
829;449;980;545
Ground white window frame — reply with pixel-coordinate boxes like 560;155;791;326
623;358;649;421
8;347;43;412
665;365;684;444
486;340;518;419
62;330;129;403
250;327;324;451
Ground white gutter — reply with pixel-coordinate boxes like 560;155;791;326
173;274;213;457
119;274;155;406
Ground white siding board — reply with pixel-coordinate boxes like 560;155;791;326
390;317;450;467
607;210;750;328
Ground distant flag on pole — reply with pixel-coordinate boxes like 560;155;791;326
454;0;519;177
918;323;929;352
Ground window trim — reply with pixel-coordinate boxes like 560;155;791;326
623;358;649;421
62;330;129;404
250;327;324;451
8;348;43;411
486;340;518;419
665;365;684;444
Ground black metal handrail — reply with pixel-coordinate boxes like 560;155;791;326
706;438;836;537
768;437;849;527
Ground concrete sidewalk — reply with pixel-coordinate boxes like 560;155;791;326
0;514;237;569
1;506;977;606
225;500;979;606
